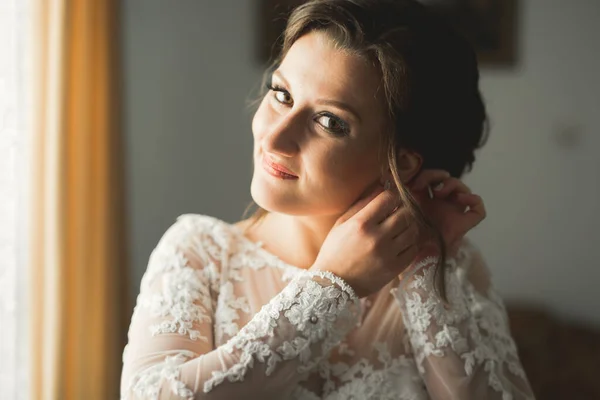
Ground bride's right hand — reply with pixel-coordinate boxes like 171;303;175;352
310;183;420;298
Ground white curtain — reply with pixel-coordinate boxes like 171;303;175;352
0;0;32;399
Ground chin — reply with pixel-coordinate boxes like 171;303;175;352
251;178;347;218
250;175;302;215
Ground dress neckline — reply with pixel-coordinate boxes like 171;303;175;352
220;216;384;304
226;218;307;273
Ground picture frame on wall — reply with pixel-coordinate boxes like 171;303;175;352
257;0;519;67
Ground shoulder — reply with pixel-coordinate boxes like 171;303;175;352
165;213;228;237
452;236;484;267
451;236;493;294
144;213;238;284
157;213;237;250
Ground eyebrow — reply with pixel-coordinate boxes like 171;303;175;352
272;70;362;123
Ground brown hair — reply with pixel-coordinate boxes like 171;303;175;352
243;0;489;303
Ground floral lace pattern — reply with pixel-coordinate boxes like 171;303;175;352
214;281;250;342
314;342;428;400
392;245;534;399
142;265;212;341
120;214;535;399
204;270;360;392
126;351;197;400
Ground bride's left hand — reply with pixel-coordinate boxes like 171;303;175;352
407;169;486;254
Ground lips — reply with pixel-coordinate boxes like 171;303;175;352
262;154;298;178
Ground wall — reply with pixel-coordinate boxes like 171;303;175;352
121;0;261;302
470;0;600;325
122;0;600;326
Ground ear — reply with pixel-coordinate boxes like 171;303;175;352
391;148;422;183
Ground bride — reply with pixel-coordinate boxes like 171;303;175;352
120;0;535;398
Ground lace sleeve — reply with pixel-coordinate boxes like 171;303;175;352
391;241;536;400
120;217;360;399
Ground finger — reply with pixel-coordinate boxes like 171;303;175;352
392;220;419;246
380;207;412;237
455;193;486;219
454;193;486;230
396;243;422;278
336;181;384;225
354;189;402;225
395;229;419;260
410;169;451;191
431;177;472;198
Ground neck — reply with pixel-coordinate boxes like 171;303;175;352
258;211;340;270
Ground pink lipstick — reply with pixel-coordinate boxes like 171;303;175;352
262;155;298;179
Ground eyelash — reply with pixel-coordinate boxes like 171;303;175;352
265;82;351;137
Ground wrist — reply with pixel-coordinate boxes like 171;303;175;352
398;246;439;286
308;264;362;298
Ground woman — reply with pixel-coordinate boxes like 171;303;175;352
120;0;535;398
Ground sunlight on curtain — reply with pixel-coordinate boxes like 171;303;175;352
0;0;32;399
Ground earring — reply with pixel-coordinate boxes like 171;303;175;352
384;179;391;190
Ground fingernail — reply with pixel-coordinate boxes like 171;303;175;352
433;182;444;191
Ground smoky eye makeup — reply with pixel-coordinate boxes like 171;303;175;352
265;73;352;137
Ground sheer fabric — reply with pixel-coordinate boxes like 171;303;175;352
120;214;535;399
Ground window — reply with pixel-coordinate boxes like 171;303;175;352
0;0;32;398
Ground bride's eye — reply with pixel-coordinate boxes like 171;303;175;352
266;83;293;105
316;113;350;137
275;90;292;105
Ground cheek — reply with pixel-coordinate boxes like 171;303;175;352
324;147;380;184
251;97;272;142
303;149;379;214
308;146;380;208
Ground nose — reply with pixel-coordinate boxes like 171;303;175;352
261;111;302;158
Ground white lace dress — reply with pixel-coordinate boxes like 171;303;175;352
120;214;535;399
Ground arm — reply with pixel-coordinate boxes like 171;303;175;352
120;216;360;399
391;240;536;400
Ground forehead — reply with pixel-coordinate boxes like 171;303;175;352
278;31;386;117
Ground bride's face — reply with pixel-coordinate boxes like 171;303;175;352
251;31;389;217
